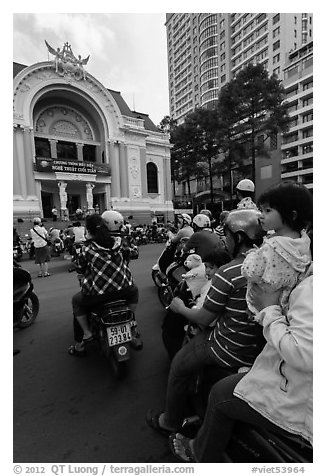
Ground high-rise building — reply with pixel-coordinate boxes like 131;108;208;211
166;13;313;124
281;40;313;190
165;13;313;207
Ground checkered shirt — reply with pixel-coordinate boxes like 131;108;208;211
76;241;134;296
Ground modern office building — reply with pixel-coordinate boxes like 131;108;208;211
165;13;313;208
13;41;174;223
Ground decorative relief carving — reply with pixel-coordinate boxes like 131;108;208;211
129;157;140;180
20;82;31;93
35;106;93;140
50;120;79;138
131;186;141;198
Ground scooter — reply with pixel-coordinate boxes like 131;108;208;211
89;299;136;378
13;260;39;329
51;238;64;257
178;336;313;463
180;412;313;463
13;243;23;262
152;237;191;309
75;271;140;378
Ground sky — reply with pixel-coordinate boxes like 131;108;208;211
13;12;170;126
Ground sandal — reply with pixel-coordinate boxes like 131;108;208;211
82;335;94;343
38;273;43;278
44;272;51;277
68;344;86;357
169;433;196;462
146;409;176;437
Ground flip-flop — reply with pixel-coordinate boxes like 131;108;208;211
146;409;175;437
68;344;86;357
82;335;94;343
169;433;196;462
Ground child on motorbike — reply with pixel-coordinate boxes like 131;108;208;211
162;249;231;360
241;182;312;318
68;213;142;357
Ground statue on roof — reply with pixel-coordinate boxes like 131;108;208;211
45;40;90;81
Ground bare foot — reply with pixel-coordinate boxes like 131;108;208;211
172;433;196;462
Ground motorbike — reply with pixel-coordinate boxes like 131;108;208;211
68;242;84;272
13;260;40;329
51;238;64;257
75;273;137;378
177;330;313;463
89;299;136;378
152;237;190;309
180;409;313;463
13;243;23;261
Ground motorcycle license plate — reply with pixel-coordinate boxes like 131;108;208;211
107;323;132;347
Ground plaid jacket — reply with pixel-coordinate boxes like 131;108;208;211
76;241;134;296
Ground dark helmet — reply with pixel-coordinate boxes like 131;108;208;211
225;209;263;241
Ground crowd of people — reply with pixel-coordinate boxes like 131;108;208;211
146;179;313;463
14;177;313;463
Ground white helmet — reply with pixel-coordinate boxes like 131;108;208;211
181;213;192;225
101;210;124;231
193;213;211;229
236;179;255;193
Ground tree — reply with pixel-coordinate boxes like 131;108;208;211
157;115;178;133
217;63;290;182
170;108;221;203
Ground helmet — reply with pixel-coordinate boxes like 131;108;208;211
200;209;212;219
181;213;192;225
101;210;124;231
193;213;211;229
236;179;255;193
224;209;263;241
33;217;41;224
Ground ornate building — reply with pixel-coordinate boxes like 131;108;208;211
13;41;174;223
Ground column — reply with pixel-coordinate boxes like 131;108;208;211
76;143;84;161
58;181;68;219
49;139;58;158
13;126;23;197
96;145;102;163
86;183;95;212
14;125;28;198
139;147;148;198
164;154;173;201
23;127;38;198
119;143;128;197
109;141;121;198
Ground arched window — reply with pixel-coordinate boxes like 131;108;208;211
147;162;158;194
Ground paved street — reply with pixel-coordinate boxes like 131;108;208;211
13;243;177;463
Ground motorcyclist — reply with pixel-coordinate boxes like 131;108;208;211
199;209;216;228
182;213;225;259
170;213;194;245
146;208;266;436
68;212;142;357
236;179;258;210
154;213;193;277
49;227;64;252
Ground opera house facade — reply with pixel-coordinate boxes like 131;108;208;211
13;41;174;223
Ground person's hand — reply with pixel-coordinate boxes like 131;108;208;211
169;297;186;314
250;284;282;312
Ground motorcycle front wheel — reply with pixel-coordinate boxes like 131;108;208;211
18;292;39;328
